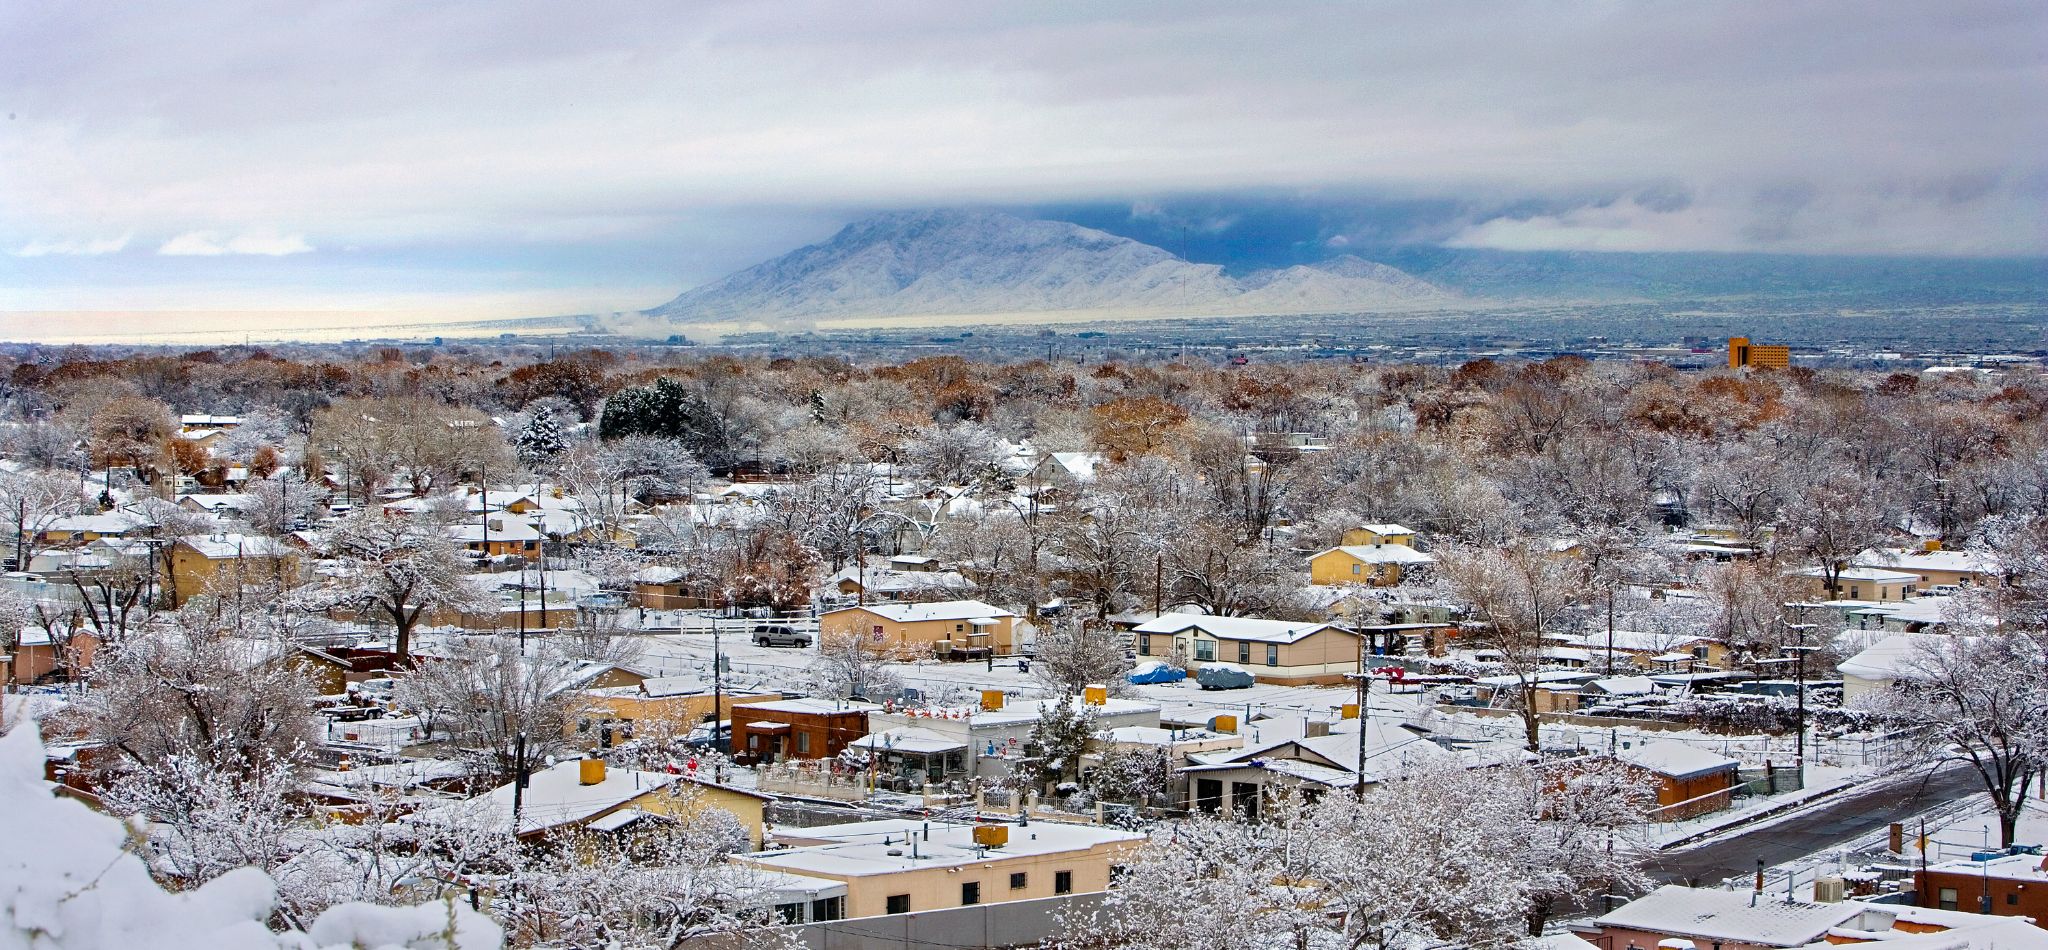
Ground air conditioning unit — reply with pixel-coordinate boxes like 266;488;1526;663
1814;876;1847;903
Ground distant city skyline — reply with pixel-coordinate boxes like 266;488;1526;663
2;2;2044;333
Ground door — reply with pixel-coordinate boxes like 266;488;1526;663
1195;778;1223;813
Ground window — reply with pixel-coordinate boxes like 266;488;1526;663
1849;586;1861;599
1109;865;1131;887
810;896;844;922
1137;634;1151;656
887;894;911;915
1938;888;1958;911
961;882;981;905
956;623;965;633
748;734;761;750
2008;892;2019;906
1266;644;1279;667
796;732;811;754
775;902;805;924
1237;642;1250;664
1054;871;1074;895
1352;563;1362;575
1692;645;1710;660
1010;872;1028;890
1194;640;1214;661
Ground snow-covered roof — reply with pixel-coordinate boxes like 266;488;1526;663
739;819;1141;878
445;519;543;543
849;727;966;754
1836;633;1955;682
1615;741;1739;779
1854;547;1997;576
1322;544;1436;565
1353;523;1415;536
1042;451;1106;482
1569;630;1713;653
407;759;678;836
1790;566;1921;583
177;533;295;559
1131;612;1351;644
735;697;881;716
830;600;1014;623
1586;675;1657;696
1594;885;1864;946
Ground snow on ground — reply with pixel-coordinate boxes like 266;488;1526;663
0;719;501;950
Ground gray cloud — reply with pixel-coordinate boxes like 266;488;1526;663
1;0;2043;313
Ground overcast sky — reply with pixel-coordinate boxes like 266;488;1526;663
2;1;2043;323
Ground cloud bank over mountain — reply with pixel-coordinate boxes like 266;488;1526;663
649;211;1457;325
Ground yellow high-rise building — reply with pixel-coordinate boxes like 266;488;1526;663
1728;337;1790;370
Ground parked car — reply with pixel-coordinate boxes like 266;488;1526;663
682;721;731;752
752;624;813;648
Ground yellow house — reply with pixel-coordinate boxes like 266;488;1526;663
1854;545;1996;589
819;600;1017;659
572;676;782;748
37;513;143;546
1130;613;1361;685
1308;544;1435;587
1339;523;1416;547
446;518;542;561
166;533;301;607
1794;566;1919;602
736;819;1143;920
409;757;771;848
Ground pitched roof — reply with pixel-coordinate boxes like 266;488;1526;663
829;600;1013;623
1131;613;1352;644
1323;544;1436;565
1615;741;1739;779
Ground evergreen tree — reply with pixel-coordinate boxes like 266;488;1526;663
1021;698;1096;791
515;404;566;468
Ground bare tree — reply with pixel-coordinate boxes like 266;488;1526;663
390;637;586;783
1435;540;1581;751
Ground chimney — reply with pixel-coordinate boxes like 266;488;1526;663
980;689;1005;712
579;758;606;786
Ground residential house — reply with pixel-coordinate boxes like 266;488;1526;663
1856;546;1998;590
37;512;143;546
3;627;102;685
734;818;1144;921
406;757;771;848
1794;566;1919;603
1308;543;1435;587
1028;452;1107;492
731;697;881;765
178;414;243;431
1583;885;2015;950
1836;633;1951;702
1916;851;2048;923
165;533;300;607
1130;613;1361;685
572;674;780;749
1340;523;1417;547
1613;741;1741;820
854;692;1160;788
818;600;1018;659
446;517;542;561
1180;716;1480;817
1570;630;1732;672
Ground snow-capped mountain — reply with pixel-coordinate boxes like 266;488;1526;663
649;210;1455;323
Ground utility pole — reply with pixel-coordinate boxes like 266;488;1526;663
1785;622;1818;770
1351;635;1372;796
511;731;529;834
713;615;724;752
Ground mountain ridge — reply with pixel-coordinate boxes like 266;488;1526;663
649;210;1457;323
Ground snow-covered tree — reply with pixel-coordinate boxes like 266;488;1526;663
389;637;587;783
514;403;567;470
807;630;911;701
1031;619;1131;695
1858;626;2047;846
1021;698;1095;791
0;468;84;569
241;470;321;536
291;511;492;662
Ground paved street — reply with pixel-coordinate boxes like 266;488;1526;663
1649;763;1984;887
